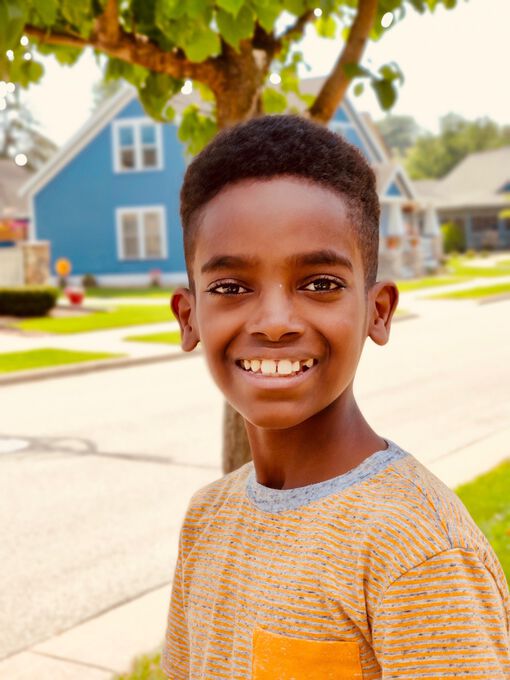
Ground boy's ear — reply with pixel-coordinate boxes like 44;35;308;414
171;287;200;351
367;280;399;346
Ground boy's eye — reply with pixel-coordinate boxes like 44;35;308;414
207;281;250;295
302;277;344;292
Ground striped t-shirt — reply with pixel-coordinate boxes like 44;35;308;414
162;440;510;679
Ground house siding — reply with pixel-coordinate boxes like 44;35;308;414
34;98;187;278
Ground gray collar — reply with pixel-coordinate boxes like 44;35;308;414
246;439;408;513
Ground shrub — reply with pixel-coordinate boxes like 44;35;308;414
0;286;59;317
465;249;476;259
441;221;466;254
82;273;98;288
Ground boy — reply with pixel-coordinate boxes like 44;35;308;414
162;115;510;678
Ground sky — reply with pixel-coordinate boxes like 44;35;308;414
19;0;510;146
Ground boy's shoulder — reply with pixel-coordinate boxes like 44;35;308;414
184;460;252;521
355;449;502;581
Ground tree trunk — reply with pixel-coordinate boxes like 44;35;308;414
222;402;252;474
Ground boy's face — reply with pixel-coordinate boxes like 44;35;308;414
172;177;398;430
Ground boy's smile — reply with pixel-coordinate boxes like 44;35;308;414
173;177;398;441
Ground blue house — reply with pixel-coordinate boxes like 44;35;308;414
20;79;439;286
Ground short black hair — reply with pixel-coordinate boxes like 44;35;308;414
180;114;380;289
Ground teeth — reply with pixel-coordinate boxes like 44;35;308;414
261;359;277;375
277;359;293;375
239;358;315;375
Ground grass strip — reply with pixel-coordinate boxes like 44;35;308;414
0;348;125;373
13;305;174;334
456;458;510;583
429;282;510;300
447;257;510;279
396;276;466;292
124;330;182;345
76;287;173;299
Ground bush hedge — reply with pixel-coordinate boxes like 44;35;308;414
0;286;59;317
441;221;466;254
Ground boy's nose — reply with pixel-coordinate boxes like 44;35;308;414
245;286;305;342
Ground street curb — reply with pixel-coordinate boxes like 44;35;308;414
478;292;510;305
0;349;199;387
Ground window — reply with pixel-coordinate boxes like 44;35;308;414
112;119;163;172
116;206;167;260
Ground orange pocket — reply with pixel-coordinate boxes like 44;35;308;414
252;626;362;680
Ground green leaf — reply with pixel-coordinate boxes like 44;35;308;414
216;0;245;17
315;15;337;38
353;82;364;96
407;0;426;12
343;62;372;79
251;0;281;32
37;43;83;65
139;71;183;121
60;0;93;34
280;64;300;94
105;58;150;88
0;0;28;52
372;78;397;110
177;104;217;155
8;57;44;87
182;24;221;62
185;0;214;19
282;0;307;16
262;88;287;114
378;62;404;83
216;5;255;49
31;0;59;25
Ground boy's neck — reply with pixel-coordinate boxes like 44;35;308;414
244;389;386;490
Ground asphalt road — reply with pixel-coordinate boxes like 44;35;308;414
1;297;509;660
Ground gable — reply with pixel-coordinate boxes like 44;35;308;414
328;102;386;165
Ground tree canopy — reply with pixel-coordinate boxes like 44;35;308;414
2;0;462;146
405;113;510;179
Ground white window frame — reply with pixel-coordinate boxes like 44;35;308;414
112;118;164;173
115;205;168;261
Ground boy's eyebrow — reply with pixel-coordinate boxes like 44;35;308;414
201;250;353;274
201;255;259;274
289;249;353;271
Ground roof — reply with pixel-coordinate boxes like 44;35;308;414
414;146;510;210
19;75;417;204
0;158;33;218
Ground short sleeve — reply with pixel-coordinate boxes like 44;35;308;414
160;534;189;679
372;547;510;679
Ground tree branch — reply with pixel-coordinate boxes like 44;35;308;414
277;10;315;47
24;23;220;85
94;0;120;45
308;0;378;123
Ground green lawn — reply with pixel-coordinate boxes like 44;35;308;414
396;276;466;292
0;348;125;373
447;256;510;278
114;651;165;680
456;458;510;583
124;330;182;344
430;282;510;300
12;305;174;334
76;287;173;299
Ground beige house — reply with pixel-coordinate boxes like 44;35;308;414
415;146;510;251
